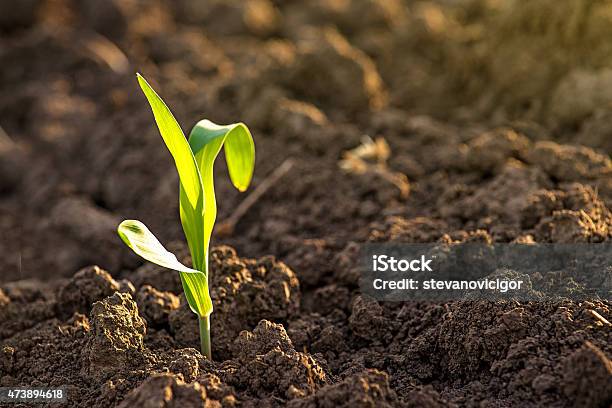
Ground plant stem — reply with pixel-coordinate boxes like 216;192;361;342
199;315;212;360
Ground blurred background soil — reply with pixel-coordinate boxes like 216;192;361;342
0;0;610;407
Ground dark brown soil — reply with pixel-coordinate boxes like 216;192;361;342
0;0;611;407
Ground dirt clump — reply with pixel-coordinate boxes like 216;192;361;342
535;209;609;243
84;292;147;374
171;0;280;38
287;368;398;408
349;295;390;343
286;28;387;114
57;265;120;318
524;141;612;182
225;320;328;400
0;286;56;339
136;284;180;327
302;283;350;316
438;160;550;231
406;301;531;381
465;128;531;174
369;217;448;243
118;373;210;408
562;341;612;408
0;288;9;307
526;183;612;242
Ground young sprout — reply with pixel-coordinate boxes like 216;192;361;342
117;74;255;360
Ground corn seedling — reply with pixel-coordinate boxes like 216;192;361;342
117;74;255;360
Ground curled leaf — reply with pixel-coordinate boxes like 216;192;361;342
118;219;213;316
117;219;199;274
185;119;255;265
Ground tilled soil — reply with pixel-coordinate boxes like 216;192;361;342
0;1;611;407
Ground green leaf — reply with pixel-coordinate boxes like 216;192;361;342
118;220;213;316
117;220;199;273
137;74;206;271
136;74;212;317
179;271;213;317
187;120;255;260
137;74;202;211
189;120;255;192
